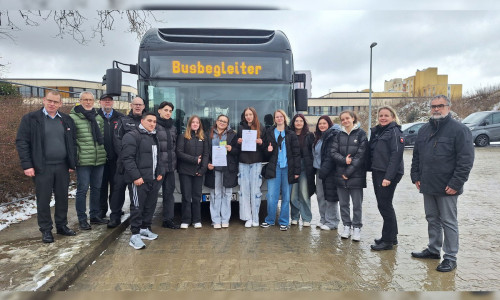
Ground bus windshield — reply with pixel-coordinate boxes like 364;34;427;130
144;80;292;134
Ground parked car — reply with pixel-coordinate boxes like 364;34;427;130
462;111;500;147
401;122;426;146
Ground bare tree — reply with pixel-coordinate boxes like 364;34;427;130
0;10;160;45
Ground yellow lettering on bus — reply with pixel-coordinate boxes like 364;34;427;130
214;65;221;77
190;65;196;74
255;65;262;75
240;62;247;74
227;65;234;74
172;61;181;74
206;65;212;74
197;61;205;74
247;66;254;75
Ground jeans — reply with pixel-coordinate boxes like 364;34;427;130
337;187;363;228
265;166;291;226
210;170;232;224
179;174;203;224
238;163;262;224
75;165;104;221
424;193;459;261
290;163;312;222
99;159;117;218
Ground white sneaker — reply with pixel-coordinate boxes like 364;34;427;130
221;223;229;228
352;227;361;241
317;222;324;228
252;222;259;227
129;234;146;250
245;220;252;228
139;228;158;240
340;225;351;239
213;224;222;229
194;222;202;229
291;220;298;225
320;224;331;231
303;221;311;227
180;223;189;229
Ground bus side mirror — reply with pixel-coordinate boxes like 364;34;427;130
103;68;122;96
295;88;308;111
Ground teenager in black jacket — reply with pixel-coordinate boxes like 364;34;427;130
289;114;315;227
204;115;239;228
176;115;209;229
367;106;404;251
121;113;167;250
156;101;179;229
331;111;368;242
260;110;301;231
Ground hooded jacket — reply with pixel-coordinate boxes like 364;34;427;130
156;116;177;173
297;131;316;197
176;131;209;176
331;123;368;189
121;125;167;184
410;114;474;196
70;106;107;166
317;124;342;201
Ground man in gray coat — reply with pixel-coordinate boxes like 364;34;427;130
410;95;474;272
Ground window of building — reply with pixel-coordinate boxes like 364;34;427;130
72;87;85;98
19;86;31;97
341;106;354;112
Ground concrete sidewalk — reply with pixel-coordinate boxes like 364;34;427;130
0;196;130;291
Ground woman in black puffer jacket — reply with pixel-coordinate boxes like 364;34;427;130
367;106;404;251
331;110;367;242
176;115;209;229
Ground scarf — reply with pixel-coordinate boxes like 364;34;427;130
75;105;104;145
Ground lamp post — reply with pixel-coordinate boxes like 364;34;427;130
368;42;377;139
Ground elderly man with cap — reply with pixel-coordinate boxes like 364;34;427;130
97;93;124;220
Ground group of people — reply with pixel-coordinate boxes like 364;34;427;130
16;91;474;272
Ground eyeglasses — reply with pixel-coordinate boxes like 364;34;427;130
431;104;449;109
132;104;144;107
217;119;228;124
45;99;61;105
81;98;94;103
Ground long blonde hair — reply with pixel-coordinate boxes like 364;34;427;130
184;115;205;140
377;106;401;125
273;109;289;127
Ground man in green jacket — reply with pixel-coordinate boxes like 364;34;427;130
70;91;108;230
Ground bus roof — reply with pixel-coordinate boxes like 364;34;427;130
140;28;292;52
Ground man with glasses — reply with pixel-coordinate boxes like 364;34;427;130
16;90;77;243
410;95;474;272
108;97;146;228
70;91;108;230
97;94;124;220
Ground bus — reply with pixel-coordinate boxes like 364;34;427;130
103;28;308;201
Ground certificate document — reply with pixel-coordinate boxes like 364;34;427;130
212;146;227;166
241;130;257;152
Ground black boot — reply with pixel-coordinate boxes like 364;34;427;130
371;241;394;251
42;231;54;243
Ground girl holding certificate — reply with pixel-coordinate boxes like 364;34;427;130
204;115;239;229
236;107;265;228
261;109;301;231
176;115;209;229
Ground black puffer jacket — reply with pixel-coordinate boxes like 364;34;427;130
156;117;177;173
16;108;77;173
262;126;301;184
121;126;167;183
297;132;316;197
176;131;209;176
114;110;142;174
236;121;266;164
204;128;240;189
367;122;404;180
410;114;474;196
98;108;124;161
331;123;368;188
318;125;342;201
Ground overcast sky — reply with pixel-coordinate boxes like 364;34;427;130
1;3;500;97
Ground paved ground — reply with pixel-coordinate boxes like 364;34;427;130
63;147;500;291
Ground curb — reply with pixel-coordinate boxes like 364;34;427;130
41;216;130;291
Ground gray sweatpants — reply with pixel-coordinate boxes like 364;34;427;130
423;193;459;261
337;187;363;229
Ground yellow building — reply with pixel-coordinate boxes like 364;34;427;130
385;67;462;100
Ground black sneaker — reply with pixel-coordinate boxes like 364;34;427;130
279;225;288;231
162;219;180;229
260;222;271;228
436;259;457;272
90;216;109;225
374;238;398;245
107;219;121;228
56;225;76;236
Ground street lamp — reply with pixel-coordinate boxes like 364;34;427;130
368;42;377;139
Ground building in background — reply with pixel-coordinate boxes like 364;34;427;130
384;67;462;100
294;70;312;98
